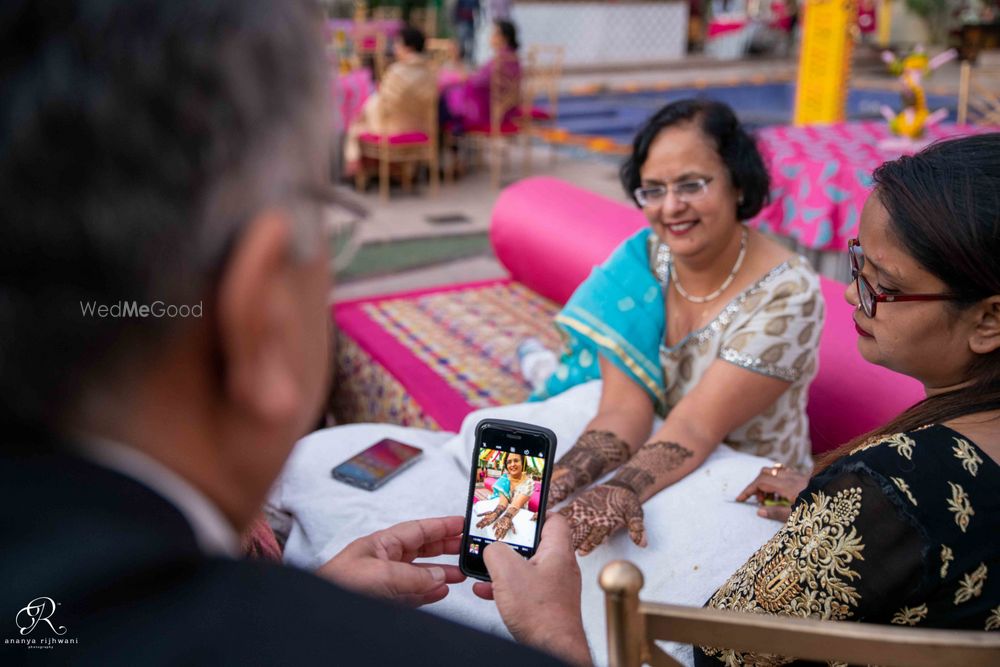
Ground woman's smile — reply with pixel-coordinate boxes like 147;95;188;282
661;218;700;237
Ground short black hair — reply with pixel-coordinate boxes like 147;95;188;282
399;26;425;53
0;0;326;435
619;99;769;221
494;19;519;51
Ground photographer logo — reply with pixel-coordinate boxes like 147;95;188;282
17;597;65;636
5;597;78;649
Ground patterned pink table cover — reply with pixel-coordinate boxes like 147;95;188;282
752;122;998;251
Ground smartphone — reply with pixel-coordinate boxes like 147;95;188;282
460;419;557;581
331;438;423;491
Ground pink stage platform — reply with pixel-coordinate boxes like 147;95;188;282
331;177;925;454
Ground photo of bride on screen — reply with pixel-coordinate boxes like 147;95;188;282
467;450;544;550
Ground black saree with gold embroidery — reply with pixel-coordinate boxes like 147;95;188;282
695;424;1000;665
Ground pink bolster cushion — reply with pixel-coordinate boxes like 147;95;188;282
358;131;430;144
810;277;924;453
490;176;645;304
489;176;925;453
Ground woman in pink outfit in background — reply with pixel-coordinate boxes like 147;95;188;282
441;19;521;132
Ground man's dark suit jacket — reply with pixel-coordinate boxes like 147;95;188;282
0;441;565;665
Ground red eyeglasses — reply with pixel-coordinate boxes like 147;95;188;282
848;239;956;318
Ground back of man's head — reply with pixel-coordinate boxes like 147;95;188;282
400;26;426;54
0;0;329;438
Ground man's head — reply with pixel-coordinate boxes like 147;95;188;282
1;0;333;528
397;26;426;57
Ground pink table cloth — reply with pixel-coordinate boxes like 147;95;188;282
752;121;997;251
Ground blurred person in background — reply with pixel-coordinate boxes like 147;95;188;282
0;1;589;664
441;18;521;133
343;26;436;176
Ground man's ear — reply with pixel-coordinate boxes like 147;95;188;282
214;210;302;425
970;295;1000;356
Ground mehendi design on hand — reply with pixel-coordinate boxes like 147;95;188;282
558;484;646;555
476;506;504;529
548;430;632;506
609;440;693;497
492;506;520;540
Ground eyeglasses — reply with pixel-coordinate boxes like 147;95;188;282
633;177;713;208
848;238;956;318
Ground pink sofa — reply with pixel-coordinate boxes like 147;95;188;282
331;176;924;455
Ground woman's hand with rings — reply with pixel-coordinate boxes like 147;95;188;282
735;463;809;522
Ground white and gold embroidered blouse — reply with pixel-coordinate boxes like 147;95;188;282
653;247;823;472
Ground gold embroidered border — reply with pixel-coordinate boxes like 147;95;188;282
554;313;665;406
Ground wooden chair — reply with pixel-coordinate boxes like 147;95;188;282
355;71;439;200
522;44;565;164
599;561;1000;667
460;51;527;189
957;60;1000;125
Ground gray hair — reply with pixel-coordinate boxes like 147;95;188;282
0;0;330;434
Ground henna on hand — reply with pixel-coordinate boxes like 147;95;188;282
609;440;693;500
558;483;646;556
548;430;631;507
492;506;520;540
476;506;504;529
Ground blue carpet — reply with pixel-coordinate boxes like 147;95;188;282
549;82;957;146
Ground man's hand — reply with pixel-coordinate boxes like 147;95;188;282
736;464;809;522
558;483;646;556
472;515;592;667
317;516;466;607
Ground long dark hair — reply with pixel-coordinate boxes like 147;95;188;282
494;19;519;51
815;133;1000;472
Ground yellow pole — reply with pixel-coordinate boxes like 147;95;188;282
793;0;859;126
877;0;892;48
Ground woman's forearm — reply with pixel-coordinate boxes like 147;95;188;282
583;407;652;454
607;423;714;503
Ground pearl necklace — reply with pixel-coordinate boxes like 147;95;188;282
669;227;748;304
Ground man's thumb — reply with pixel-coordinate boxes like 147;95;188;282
483;540;521;580
381;561;446;596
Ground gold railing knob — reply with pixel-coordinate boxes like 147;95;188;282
599;560;644;596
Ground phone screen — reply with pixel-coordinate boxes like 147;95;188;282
460;420;556;581
331;439;423;490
